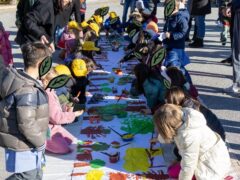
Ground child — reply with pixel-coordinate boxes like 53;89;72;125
0;42;50;179
163;0;190;78
41;68;84;154
165;86;226;140
70;58;89;104
219;0;231;45
153;104;231;180
130;63;167;113
104;11;123;36
0;22;13;67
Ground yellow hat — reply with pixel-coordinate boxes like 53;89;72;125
82;41;100;51
89;23;100;36
71;59;88;77
92;15;103;25
54;64;71;76
68;21;81;30
81;21;89;29
109;11;118;19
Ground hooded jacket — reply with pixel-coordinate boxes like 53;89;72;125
0;58;49;151
175;108;231;180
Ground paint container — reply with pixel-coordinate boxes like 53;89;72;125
109;152;120;163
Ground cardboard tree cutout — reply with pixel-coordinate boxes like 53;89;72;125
150;47;166;67
132;19;142;28
95;7;110;17
39;57;70;90
128;29;137;39
46;74;70;90
134;52;143;60
164;0;176;18
39;57;52;78
110;17;119;25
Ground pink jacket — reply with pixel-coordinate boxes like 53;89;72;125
46;89;76;154
0;30;13;66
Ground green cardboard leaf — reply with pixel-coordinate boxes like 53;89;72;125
164;0;175;17
151;48;166;67
39;57;52;78
110;17;118;25
128;29;137;38
163;79;171;89
46;74;70;90
134;52;143;60
100;7;109;16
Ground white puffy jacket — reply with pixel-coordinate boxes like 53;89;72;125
174;108;231;180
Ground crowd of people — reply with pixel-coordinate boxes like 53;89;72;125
0;0;239;179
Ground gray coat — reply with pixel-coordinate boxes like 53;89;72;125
0;58;49;151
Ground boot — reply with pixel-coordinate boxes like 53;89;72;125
220;56;232;65
189;38;204;48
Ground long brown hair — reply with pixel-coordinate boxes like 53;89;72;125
153;104;183;142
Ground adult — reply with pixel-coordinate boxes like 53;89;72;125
188;0;211;48
15;0;55;52
54;0;81;28
15;0;81;52
122;0;136;26
224;0;240;94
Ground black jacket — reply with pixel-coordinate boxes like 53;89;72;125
190;0;211;16
54;0;81;28
16;0;55;45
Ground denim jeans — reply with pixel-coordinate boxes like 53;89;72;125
195;15;206;39
164;49;192;84
122;0;135;25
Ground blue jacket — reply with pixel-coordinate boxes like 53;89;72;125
104;17;123;33
163;10;189;49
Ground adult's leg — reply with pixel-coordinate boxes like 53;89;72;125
189;15;206;48
232;10;240;89
122;0;131;25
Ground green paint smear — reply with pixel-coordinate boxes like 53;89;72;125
92;142;110;151
121;114;154;134
101;87;112;93
118;76;134;85
90;159;106;168
89;104;128;121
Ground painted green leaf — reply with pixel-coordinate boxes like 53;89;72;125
46;74;70;89
129;29;137;38
163;79;171;89
39;56;52;78
151;48;166;67
164;0;175;17
134;52;143;60
100;7;109;16
110;17;118;25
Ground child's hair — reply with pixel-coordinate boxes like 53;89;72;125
165;86;186;105
134;63;151;93
166;67;186;87
21;42;51;69
165;86;201;110
0;21;4;31
83;57;97;72
153;104;183;142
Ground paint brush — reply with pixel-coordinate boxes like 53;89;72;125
108;126;122;137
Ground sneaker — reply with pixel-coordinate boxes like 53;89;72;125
223;84;240;94
189;38;204;48
220;57;232;65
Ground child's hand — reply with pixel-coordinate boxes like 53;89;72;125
165;32;171;39
74;110;84;117
72;97;80;103
66;105;74;112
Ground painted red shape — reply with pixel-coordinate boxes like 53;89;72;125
76;149;92;161
109;172;128;180
73;162;90;167
71;173;86;176
80;126;110;139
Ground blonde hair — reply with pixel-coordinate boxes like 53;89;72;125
165;87;186;105
153;104;183;142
